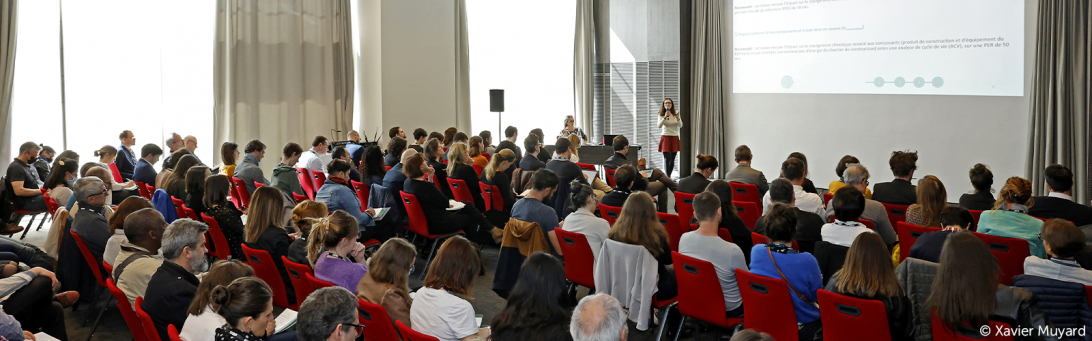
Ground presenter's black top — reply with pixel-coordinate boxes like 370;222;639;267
959;191;996;211
872;179;917;206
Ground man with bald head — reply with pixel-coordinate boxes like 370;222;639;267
183;135;201;164
114;208;168;307
571;293;627;341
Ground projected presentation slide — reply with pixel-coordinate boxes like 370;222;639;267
732;0;1024;96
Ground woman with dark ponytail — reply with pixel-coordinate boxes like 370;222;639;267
307;211;369;291
978;177;1047;257
677;154;718;194
212;277;276;341
561;179;610;262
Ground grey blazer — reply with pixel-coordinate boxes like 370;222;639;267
725;164;769;197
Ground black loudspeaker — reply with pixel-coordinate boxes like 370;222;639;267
490;89;505;112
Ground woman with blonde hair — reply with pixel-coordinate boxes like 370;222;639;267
468;136;487;168
286;200;328;265
447;143;487;211
558;115;588;143
480;149;518;218
905;175;947;227
356;238;417;327
978;176;1047;257
244;186;297;305
609;192;676;299
824;233;913;341
308;211;369;291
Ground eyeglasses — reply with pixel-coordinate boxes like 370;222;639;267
345;323;365;336
92;188;109;197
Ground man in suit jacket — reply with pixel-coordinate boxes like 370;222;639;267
519;135;546;171
116;130;138;181
133;144;163;186
142;219;207;341
1029;165;1092;226
725;145;769;197
872;150;918;205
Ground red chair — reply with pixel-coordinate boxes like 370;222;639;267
200;213;232;261
350;180;370;212
481;152;491;161
472;163;484;177
818;289;893;341
736;269;801;341
167;324;182;341
135;181;152;200
431;172;444;190
881;202;910;230
734;201;760;230
71;231;112;332
241;244;292;309
182;206;198;220
897;221;940;261
311;170;327;191
973;232;1030;286
230;177;252;209
296;166;316;199
554;228;595;290
931;313;1014;341
305;272;336;291
357;298;402;341
292;192;308;204
384;165;393;172
103;260;114;278
750;232;798;251
169;197;188;220
671;252;744;338
446;178;475;204
135;297;163;341
109;162;125;183
728;182;762;213
43;189;59;216
400;192;465;279
255;182;265;188
674;191;697;227
576;162;596;171
480;182;505;213
397;320;440;341
598;203;622;226
283;256;315;310
968;210;983;231
718;228;734;243
657;212;685;252
107;278;148;341
1085;286;1092;313
605;167;617;187
823;192;833;206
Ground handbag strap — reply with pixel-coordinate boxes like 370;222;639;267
766;246;814;305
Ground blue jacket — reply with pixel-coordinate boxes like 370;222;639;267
749;245;822;324
1012;274;1092;337
133;159;158;186
315;179;375;227
115;144;137;181
152;189;179;223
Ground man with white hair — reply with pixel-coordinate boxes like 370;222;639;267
823;164;897;245
141;218;208;341
297;287;362;341
70;177;111;261
161;132;183;171
571;293;628;341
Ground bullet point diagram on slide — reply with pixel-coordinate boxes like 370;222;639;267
868;76;944;88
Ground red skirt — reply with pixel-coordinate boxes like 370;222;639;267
658;135;681;153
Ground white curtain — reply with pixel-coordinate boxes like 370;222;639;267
214;0;354;171
690;0;729;177
573;0;594;136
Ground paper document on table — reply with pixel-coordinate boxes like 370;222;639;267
582;170;598;180
275;309;298;334
371;207;390;220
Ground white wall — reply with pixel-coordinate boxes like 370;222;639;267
723;0;1037;202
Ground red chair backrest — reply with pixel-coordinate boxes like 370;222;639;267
397;320;440;341
431;172;443;190
860;219;875;230
717;228;733;243
292;192;308;204
750;232;799;251
230;177;251;208
1086;286;1092;312
305;271;336;291
931;313;1014;341
170;197;188;220
107;279;148;341
823;192;833;206
605;168;617;187
674;191;698;226
882;202;910;227
657;212;685;251
350;180;370;212
400;192;433;238
311;170;327;191
384;165;393;172
135;181;152;200
227;178;243;209
357;298;402;340
167;324;182;341
103;260;115;278
479;182;493;212
44;192;59;216
282;256;314;310
481;152;491;161
109;163;125;183
968;210;983;231
446;178;474;204
818;289;892;341
576;162;596;171
472;164;484;177
255;182;265;188
554;228;595;289
728;182;762;212
598;203;622;226
673;252;741;328
733;201;760;230
973;232;1030;286
296;167;316;199
200;213;231;261
241;244;291;309
897;221;940;261
182;207;198;220
135;297;162;341
70;231;107;287
735;269;800;341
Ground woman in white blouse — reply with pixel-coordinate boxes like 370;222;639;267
657;98;683;177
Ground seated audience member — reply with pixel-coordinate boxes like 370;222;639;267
828;155;872;198
184;165;211;217
481;149;517;226
725;145;769;197
905;175;946;227
307;211;369;291
44;158;78;210
469;136;488;168
180;260;254;341
158;149;191;189
872;150;918;205
561;180;611;262
787;152;818;194
404;153;496;242
161;133;184;171
979;177;1047;258
234;140;269;195
361;145;388;186
707;180;755;260
448;143;488;211
390;126;407;140
103;197;154;267
824;233;913;341
1;266;72;340
600;164;638;208
503;126;522;156
384;150;416;213
755;179;825;253
318;159;389;242
93;145;119;171
453;132;470;146
821;187;874;247
286;200;328;266
566;134;613;200
410;236;490;341
408;128;428;153
271;142;305;198
114;208;167;306
510;170;563;255
748;204;822;341
822;164;897;245
424;138;455;198
71;177;112;261
928;232;1053;338
1024;219;1092;285
519;135;546;171
33;144;55;181
134;144;163;186
244;186;297;304
331;146;361;183
909;207;972;263
490;253;574;341
345;130;364;164
959;163;996;211
202;175;246;260
545;138;588;219
298;287;361;341
355;238;416;327
570;294;627;341
678;154;718;194
163;154;199;200
762;157;824;216
91;165;136;205
6;142;46;215
611;192;677;299
211;277;278;340
442;127;459;148
480;130;496;154
386;136;408;167
679;191;749;317
297;135;330;173
1029;165;1092;226
529;129;552;165
143;218;209;341
216;142;239;178
603;135;677;212
182;136;202;164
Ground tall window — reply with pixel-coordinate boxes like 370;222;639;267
466;0;576;144
10;0;63;160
